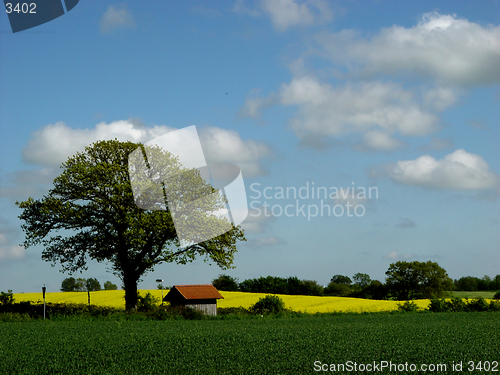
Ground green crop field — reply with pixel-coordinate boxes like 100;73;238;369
450;291;497;299
1;312;499;374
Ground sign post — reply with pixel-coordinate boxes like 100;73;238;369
42;284;46;319
156;279;164;306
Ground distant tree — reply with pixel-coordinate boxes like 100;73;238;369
323;282;351;297
299;280;323;296
75;278;86;292
61;277;77;292
385;261;453;300
494;275;500;290
478;275;492;291
353;273;371;288
85;278;101;291
285;276;302;295
330;275;352;285
0;290;14;305
369;280;388;300
454;276;479;291
17;140;245;310
212;274;239;291
103;281;118;290
157;283;164;290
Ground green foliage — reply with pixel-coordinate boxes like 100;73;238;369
299;280;323;296
85;278;101;291
353;273;372;288
137;292;159;312
493;292;500;300
250;295;286;315
330;275;352;285
428;297;499;313
466;297;489;312
238;275;322;296
0;290;14;305
0;312;31;322
103;281;118;290
385;260;453;300
16;140;246;310
61;277;101;292
454;275;500;291
61;277;77;292
323;281;351;296
212;274;239;291
397;300;419;312
74;278;86;292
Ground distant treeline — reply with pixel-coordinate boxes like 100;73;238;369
213;261;500;301
453;275;500;291
213;274;387;299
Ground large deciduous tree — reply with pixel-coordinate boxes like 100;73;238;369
385;260;453;300
17;140;245;310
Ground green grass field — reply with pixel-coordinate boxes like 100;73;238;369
450;290;497;299
1;312;499;374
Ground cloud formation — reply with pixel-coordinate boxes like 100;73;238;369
261;77;441;150
316;12;500;86
22;120;271;177
373;149;500;190
100;4;136;34
234;0;333;30
383;251;414;260
0;221;25;260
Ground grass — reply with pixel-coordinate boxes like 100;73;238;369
1;312;499;374
13;290;431;313
450;290;497;299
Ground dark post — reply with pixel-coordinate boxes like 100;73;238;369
42;284;46;319
156;279;164;306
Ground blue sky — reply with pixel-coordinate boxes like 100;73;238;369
0;0;499;293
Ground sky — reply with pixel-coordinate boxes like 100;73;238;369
0;0;499;294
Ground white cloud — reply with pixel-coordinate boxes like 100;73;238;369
0;223;25;260
423;87;458;111
279;77;439;140
22;120;271;177
23;120;175;168
241;207;275;233
360;130;406;151
317;12;500;86
375;149;500;190
259;0;332;31
0;244;25;260
199;127;272;176
233;0;333;30
383;251;414;260
239;94;279;120
100;4;136;34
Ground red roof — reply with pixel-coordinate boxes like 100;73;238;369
167;284;224;300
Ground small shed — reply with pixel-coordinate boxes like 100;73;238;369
163;284;224;316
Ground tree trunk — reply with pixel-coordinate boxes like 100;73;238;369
123;272;139;311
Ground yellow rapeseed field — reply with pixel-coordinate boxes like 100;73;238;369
13;290;431;312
